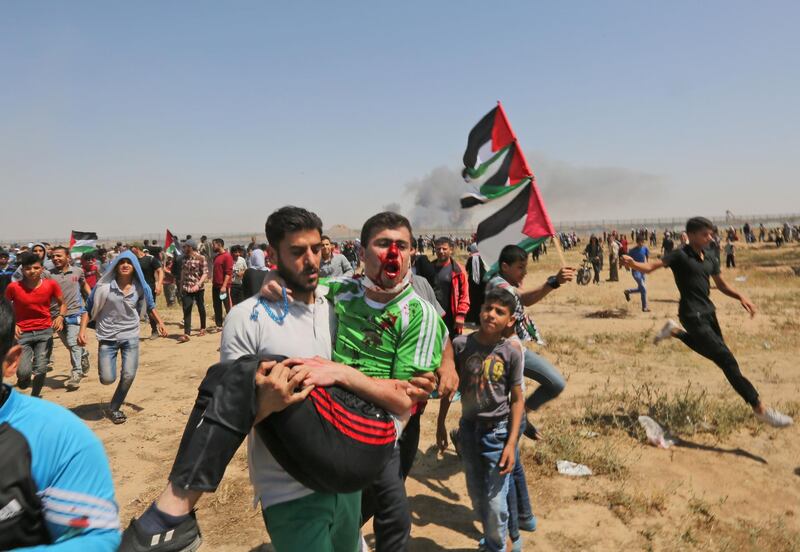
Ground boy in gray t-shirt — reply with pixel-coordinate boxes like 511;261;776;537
438;288;523;551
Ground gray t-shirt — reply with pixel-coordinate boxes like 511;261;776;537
410;274;445;317
319;253;354;279
220;290;337;509
95;280;144;341
453;334;523;422
49;266;86;317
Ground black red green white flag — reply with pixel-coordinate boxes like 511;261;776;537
461;102;555;272
165;229;182;257
69;230;97;259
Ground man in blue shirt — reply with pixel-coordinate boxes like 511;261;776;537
623;234;650;312
0;297;121;550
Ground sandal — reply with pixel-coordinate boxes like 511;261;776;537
110;410;127;424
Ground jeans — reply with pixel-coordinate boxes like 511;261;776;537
212;285;232;327
361;447;411;552
459;418;511;552
230;283;244;306
98;339;140;411
522;349;566;411
506;418;533;542
18;328;53;397
181;290;206;334
57;321;89;377
677;312;759;407
591;260;601;284
608;256;619;281
626;271;648;310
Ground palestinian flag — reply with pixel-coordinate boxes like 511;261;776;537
165;229;182;257
69;231;98;260
461;104;555;272
461;102;531;208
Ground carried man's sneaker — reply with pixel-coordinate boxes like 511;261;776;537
755;407;794;428
120;511;202;552
65;374;81;390
653;319;680;344
624;290;631;302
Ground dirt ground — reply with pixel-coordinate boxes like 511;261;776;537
38;240;800;551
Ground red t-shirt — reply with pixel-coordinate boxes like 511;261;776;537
4;279;62;332
212;251;234;287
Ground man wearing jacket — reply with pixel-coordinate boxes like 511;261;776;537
433;237;470;337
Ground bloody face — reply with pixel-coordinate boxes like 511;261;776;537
364;227;412;290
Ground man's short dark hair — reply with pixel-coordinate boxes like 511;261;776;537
434;237;454;247
212;238;224;247
498;244;528;267
360;212;413;246
52;245;70;255
483;288;517;314
0;250;9;258
265;206;324;248
321;235;331;242
686;217;714;234
0;298;15;364
230;245;243;254
259;243;268;251
18;252;42;267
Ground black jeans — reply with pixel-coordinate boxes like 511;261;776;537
181;290;206;334
360;447;411;552
212;285;232;327
230;283;244;306
677;312;759;407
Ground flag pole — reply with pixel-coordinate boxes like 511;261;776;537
552;232;567;267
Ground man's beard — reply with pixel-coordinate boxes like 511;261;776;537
277;264;318;293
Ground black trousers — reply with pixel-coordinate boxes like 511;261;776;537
212;285;232;327
181;290;206;334
677;312;759;407
230;283;244;306
360;411;421;552
169;356;395;494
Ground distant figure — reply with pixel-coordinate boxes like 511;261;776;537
724;239;736;269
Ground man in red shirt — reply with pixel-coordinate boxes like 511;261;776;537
211;238;233;331
4;252;66;397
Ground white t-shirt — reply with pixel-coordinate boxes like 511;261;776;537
219;290;336;508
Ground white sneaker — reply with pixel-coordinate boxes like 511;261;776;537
654;319;680;344
755;407;794;428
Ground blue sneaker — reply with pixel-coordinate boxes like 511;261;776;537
519;514;537;532
511;536;523;551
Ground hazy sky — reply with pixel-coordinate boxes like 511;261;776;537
2;1;799;241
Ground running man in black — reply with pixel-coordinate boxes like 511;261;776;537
622;216;792;428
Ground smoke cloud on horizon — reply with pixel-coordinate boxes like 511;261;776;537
395;152;663;229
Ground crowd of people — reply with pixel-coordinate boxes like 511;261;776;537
0;212;795;551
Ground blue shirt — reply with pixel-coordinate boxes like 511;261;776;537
0;386;120;550
628;245;649;263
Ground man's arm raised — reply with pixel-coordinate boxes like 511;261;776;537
517;266;575;307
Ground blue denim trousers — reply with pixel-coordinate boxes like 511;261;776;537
98;339;140;411
18;328;53;397
523;349;566;411
459;418;511;552
506;417;534;541
57;318;89;377
626;271;648;310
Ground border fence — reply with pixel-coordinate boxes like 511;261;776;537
4;212;800;246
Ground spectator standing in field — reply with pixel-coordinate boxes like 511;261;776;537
211;238;233;330
178;240;208;343
433;237;470;337
584;235;603;285
725;239;736;269
607;235;620;282
249;243;268;270
0;249;14;297
465;244;487;325
230;245;248;305
319;235;354;278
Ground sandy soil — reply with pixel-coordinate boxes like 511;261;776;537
37;241;800;551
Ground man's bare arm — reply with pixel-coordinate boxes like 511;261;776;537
621;256;664;274
712;273;756;317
